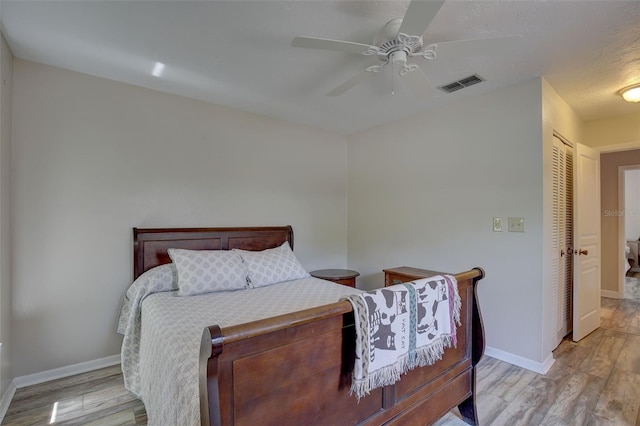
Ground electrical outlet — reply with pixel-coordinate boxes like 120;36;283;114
508;217;525;232
493;217;503;232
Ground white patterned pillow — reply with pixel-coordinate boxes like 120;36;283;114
234;242;310;288
168;249;249;296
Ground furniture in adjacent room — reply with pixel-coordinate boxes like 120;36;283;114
626;240;639;271
124;226;485;426
309;268;360;287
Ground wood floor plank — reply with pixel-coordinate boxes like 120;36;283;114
601;304;615;321
81;409;136;426
133;403;147;425
601;297;619;309
538;372;607;426
56;380;136;423
603;310;633;334
431;411;466;426
2;394;83;425
488;383;552;426
602;328;629;340
551;341;590;369
51;397;85;424
628;310;640;336
578;334;626;379
6;373;125;417
476;359;536;402
475;393;510;425
575;327;605;348
1;409;52;426
56;400;143;426
488;358;576;426
10;365;122;403
615;334;640;374
475;356;500;380
593;369;640;425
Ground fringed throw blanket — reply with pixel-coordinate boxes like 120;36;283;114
343;275;461;399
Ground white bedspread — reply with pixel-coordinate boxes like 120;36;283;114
119;273;360;426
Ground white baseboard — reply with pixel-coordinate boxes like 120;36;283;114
14;354;121;389
484;346;554;375
0;380;16;423
601;289;621;299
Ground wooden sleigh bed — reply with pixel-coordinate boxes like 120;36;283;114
132;226;485;426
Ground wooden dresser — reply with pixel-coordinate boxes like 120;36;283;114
383;266;445;287
309;268;360;288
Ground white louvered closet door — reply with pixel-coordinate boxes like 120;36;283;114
552;135;574;348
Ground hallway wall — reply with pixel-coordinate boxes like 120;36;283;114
601;149;640;295
624;169;640;240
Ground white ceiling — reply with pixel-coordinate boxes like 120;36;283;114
1;0;639;135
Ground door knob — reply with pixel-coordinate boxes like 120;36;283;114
576;249;589;255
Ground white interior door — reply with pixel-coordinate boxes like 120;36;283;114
573;143;601;342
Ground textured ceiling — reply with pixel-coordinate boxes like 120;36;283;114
1;0;639;134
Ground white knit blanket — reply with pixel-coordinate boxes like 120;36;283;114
343;275;461;399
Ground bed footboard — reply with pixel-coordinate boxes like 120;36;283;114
199;268;485;426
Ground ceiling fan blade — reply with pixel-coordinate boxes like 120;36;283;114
433;35;523;59
402;66;438;97
326;70;374;96
398;0;446;37
292;36;375;55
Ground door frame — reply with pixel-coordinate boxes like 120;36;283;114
617;165;640;299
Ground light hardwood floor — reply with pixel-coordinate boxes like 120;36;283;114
2;365;145;426
3;297;640;426
438;296;640;426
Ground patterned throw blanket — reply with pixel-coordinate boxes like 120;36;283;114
343;275;461;399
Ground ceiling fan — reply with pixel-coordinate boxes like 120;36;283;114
292;0;520;97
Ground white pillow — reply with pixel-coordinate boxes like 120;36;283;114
234;242;310;288
168;249;248;296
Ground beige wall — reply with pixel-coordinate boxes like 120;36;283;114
11;59;349;377
600;150;640;294
348;79;548;367
0;34;13;396
584;113;640;149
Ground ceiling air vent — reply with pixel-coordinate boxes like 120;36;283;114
438;74;485;94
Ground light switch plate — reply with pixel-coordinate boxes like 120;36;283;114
493;217;503;232
508;217;525;232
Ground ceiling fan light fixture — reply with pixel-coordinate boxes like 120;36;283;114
391;50;407;65
618;84;640;103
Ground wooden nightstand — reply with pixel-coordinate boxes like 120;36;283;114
383;266;445;287
310;269;360;288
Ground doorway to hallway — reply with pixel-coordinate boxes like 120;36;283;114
621;167;640;299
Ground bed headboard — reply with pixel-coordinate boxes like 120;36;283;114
133;226;294;280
